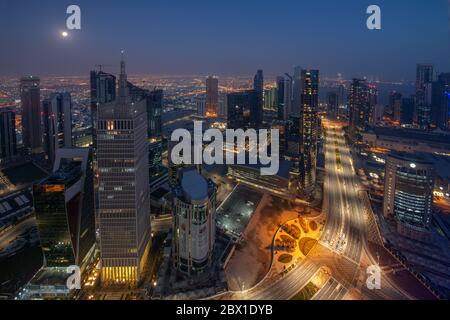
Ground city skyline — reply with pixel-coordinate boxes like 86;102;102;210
1;0;449;80
1;0;450;304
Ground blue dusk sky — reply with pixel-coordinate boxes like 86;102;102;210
0;0;449;80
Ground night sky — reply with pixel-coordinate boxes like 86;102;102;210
0;0;449;80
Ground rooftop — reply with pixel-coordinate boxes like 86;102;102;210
369;126;450;145
42;160;82;187
232;160;293;179
181;169;208;201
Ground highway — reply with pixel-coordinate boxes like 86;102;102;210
215;120;416;300
0;216;36;251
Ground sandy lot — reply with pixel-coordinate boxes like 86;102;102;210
225;195;300;291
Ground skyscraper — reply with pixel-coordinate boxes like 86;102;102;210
264;87;278;111
196;96;206;117
227;90;256;130
292;66;303;117
172;168;216;277
432;72;450;131
415;64;434;128
348;78;370;141
337;84;346;116
90;70;116;149
206;76;219;117
298;69;319;198
42;92;73;165
383;152;435;242
253;70;264;128
401;97;415;125
97;54;151;286
0;105;17;165
284;73;293;117
126;82;166;188
20;76;42;154
34;148;96;272
146;89;164;182
276;76;286;120
389;92;402;123
327;92;338;119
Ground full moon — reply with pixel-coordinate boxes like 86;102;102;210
61;31;69;38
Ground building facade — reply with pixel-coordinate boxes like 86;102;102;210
206;76;219;117
383;152;435;242
0;106;17;165
253;70;264;128
298;69;319;198
90;70;116;149
34;148;96;272
415;64;434;128
97;55;151;286
432;72;450;131
20;76;42;154
172;169;216;277
226;90;256;130
348;78;372;141
42;92;73;165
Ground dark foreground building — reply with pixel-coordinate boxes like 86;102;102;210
34;148;96;271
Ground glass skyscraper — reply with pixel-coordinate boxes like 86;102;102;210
42;92;73;166
383;152;435;242
253;70;264;128
206;76;219;117
298;70;319;198
34;148;96;271
90;70;116;149
348;78;370;141
20;76;42;154
415;64;434;128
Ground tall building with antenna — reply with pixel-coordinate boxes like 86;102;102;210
96;52;151;286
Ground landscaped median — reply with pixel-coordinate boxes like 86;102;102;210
273;216;323;277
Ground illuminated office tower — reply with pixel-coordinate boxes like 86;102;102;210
172;168;216;277
90;70;116;149
415;64;434;128
383;152;435;242
348;78;370;140
97;54;151;286
0;105;17;165
253;70;264;128
206;76;219;117
33;148;96;272
42;92;73;165
20;76;42;154
298;69;319;198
